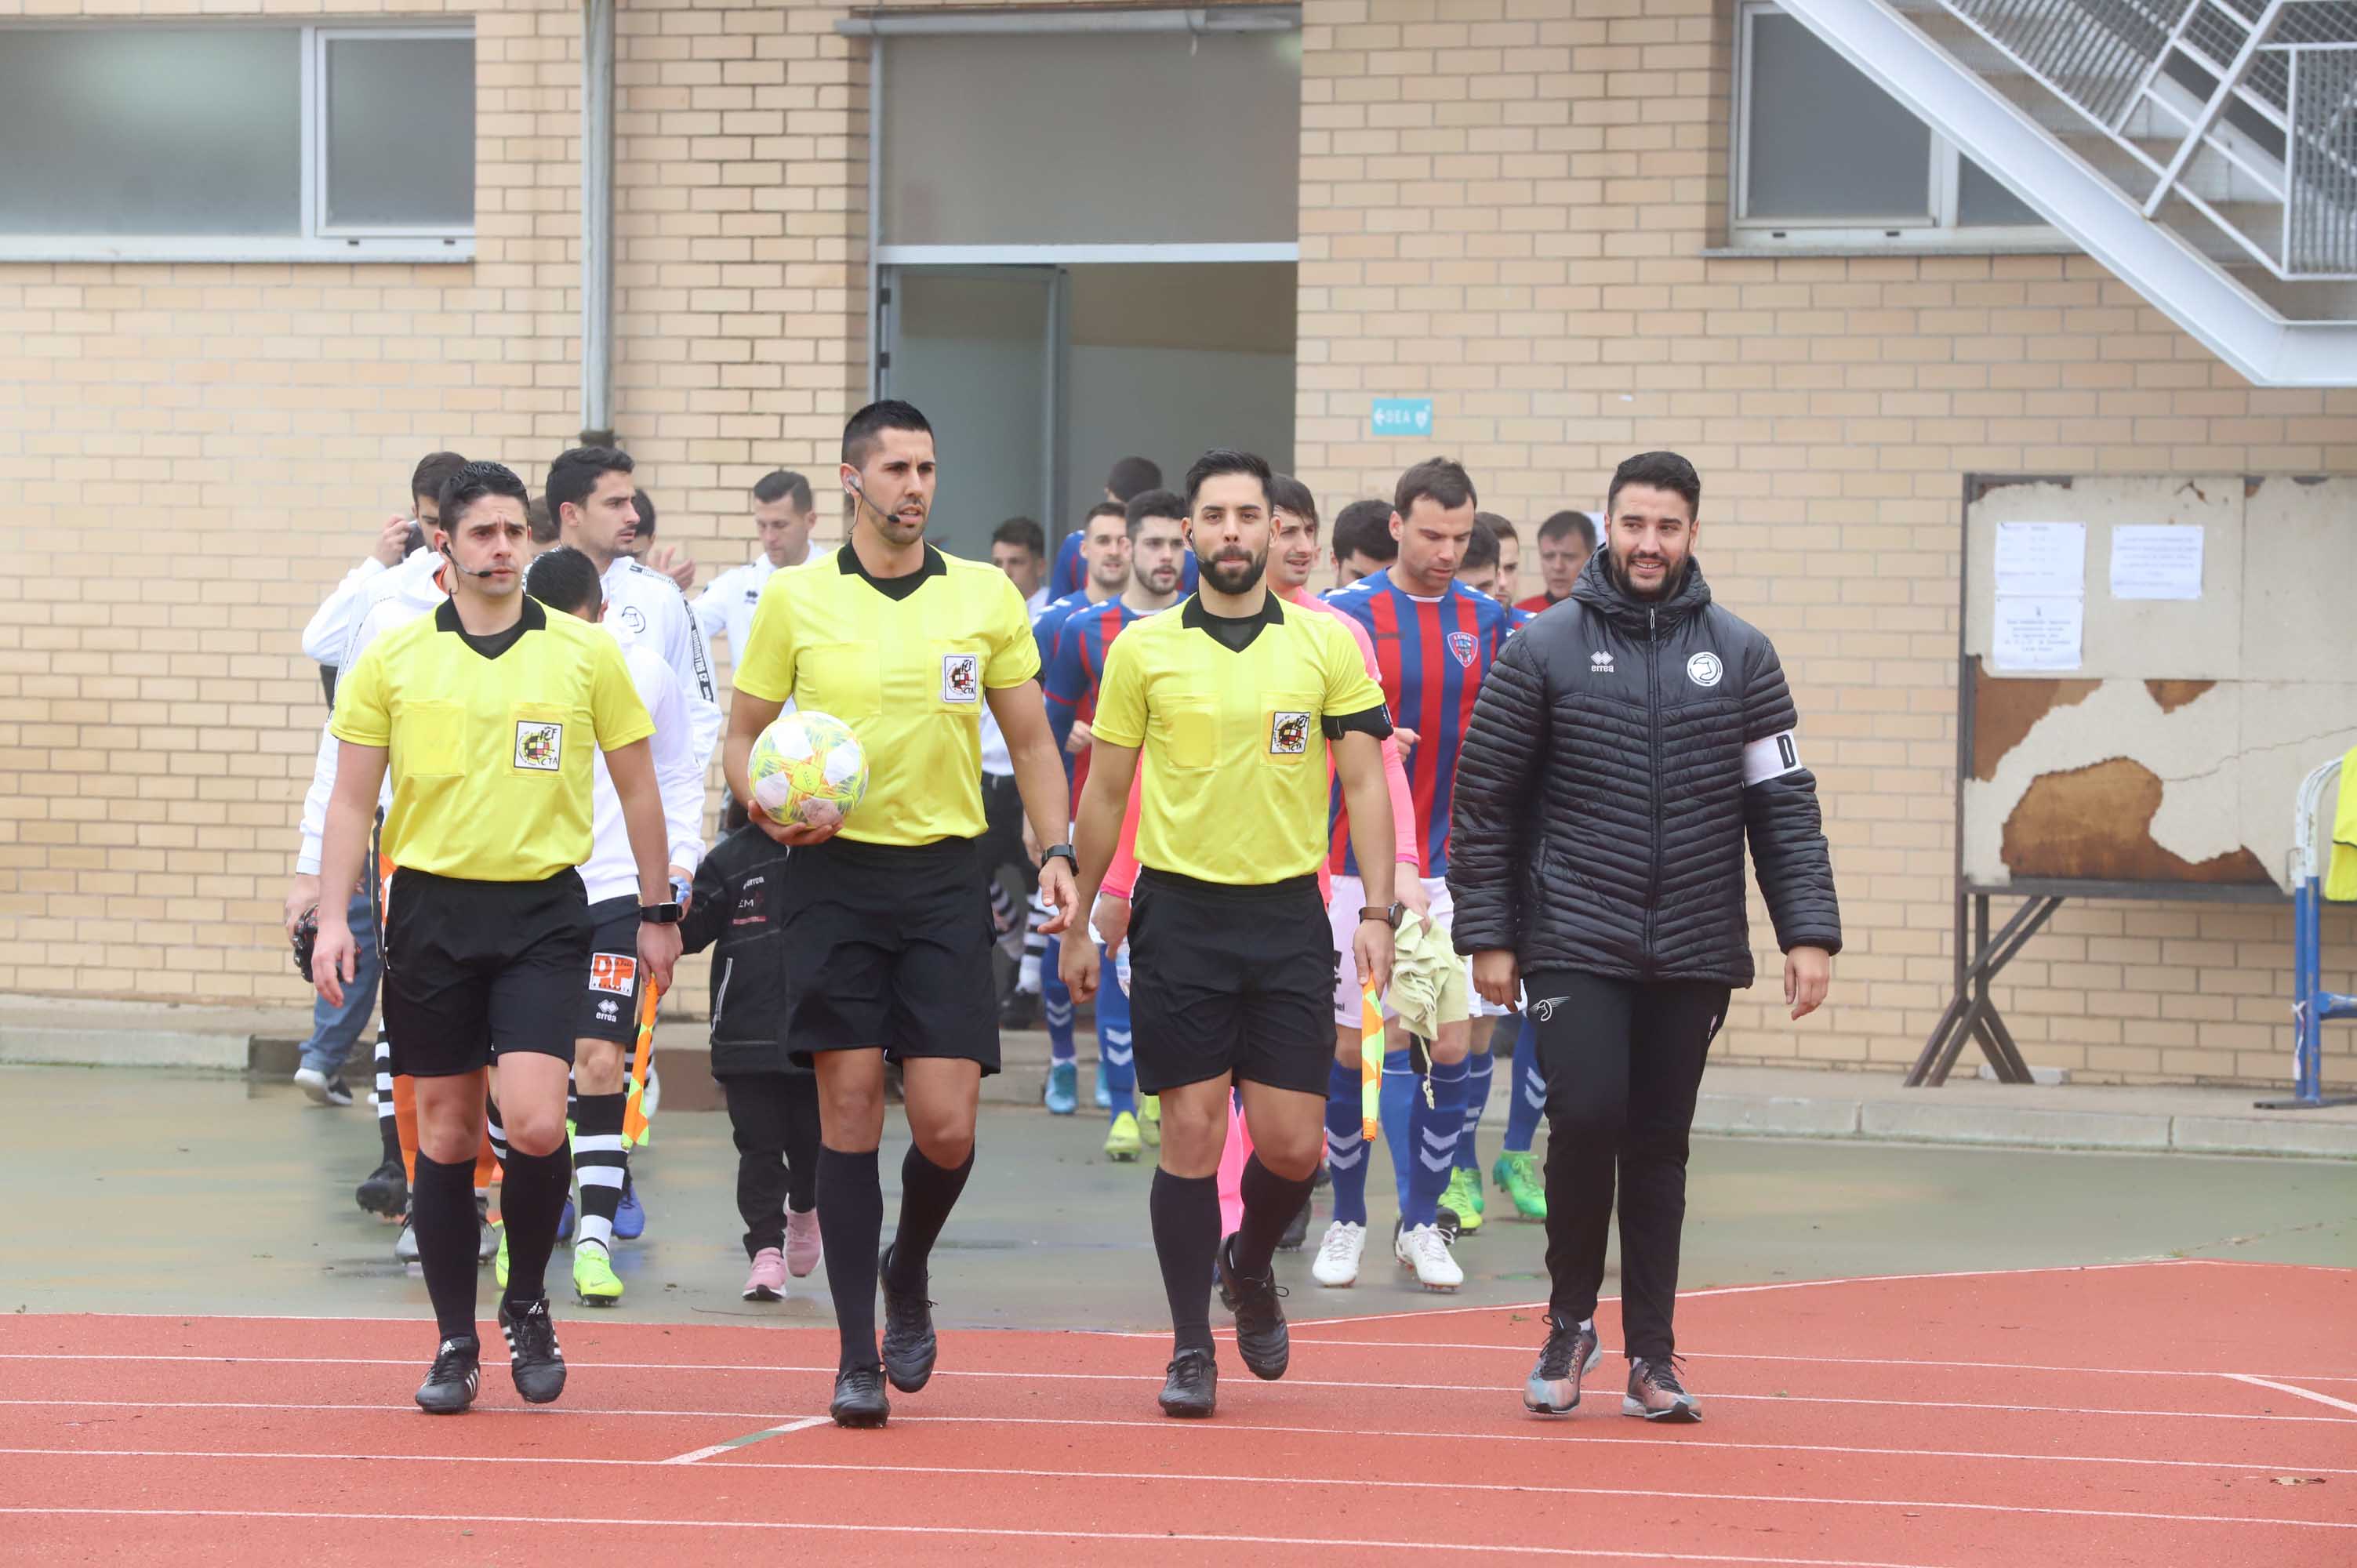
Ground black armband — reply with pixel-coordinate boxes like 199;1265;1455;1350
1323;703;1395;742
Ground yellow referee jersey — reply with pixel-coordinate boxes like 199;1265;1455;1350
330;598;655;881
1091;593;1386;885
734;544;1038;847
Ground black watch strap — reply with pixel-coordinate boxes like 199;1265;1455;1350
640;902;685;925
1041;843;1078;869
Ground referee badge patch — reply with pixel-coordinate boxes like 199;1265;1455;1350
589;953;637;995
1269;711;1311;755
514;720;563;771
941;652;980;702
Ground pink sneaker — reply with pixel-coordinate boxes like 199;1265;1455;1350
785;1207;822;1278
743;1247;786;1301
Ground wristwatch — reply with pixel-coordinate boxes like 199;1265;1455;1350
1040;842;1078;873
640;900;685;925
1360;903;1406;930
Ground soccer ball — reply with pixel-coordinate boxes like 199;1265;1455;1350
748;710;869;831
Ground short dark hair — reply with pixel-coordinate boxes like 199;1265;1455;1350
1395;456;1478;518
410;451;467;510
546;445;633;523
524;545;604;619
526;494;557;546
1538;509;1599;551
631;490;656;538
1331;499;1398;565
1106;456;1163;503
1181;448;1272;511
990;515;1045;558
1124;488;1187;535
1268;474;1319;527
1486;513;1518;543
842;399;932;469
439;460;531;533
1607;451;1701;519
753;469;813;510
1462;516;1502;572
1082;499;1128;535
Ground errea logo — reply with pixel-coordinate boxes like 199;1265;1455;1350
1589;649;1616;676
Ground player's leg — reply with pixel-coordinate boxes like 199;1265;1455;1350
721;1073;791;1301
295;885;379;1105
1495;1010;1549;1219
1008;891;1049;1037
811;1044;892;1421
782;1070;823;1276
1614;982;1728;1423
1097;940;1140;1156
357;1034;408;1218
1519;970;1632;1415
1423;878;1491;1229
410;1068;492;1410
1313;878;1374;1286
1397;1014;1470;1287
568;1036;630;1305
1148;1073;1232;1415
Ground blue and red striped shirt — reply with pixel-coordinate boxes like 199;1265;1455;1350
1043;597;1147;807
1321;574;1514;878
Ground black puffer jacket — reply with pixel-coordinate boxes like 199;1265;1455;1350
1447;552;1839;986
681;825;810;1078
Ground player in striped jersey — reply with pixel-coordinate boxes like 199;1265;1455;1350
1042;495;1188;1157
1321;459;1516;1287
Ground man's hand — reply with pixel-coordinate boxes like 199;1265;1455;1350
311;918;359;1008
1471;949;1520;1011
1064;719;1093;756
749;799;841;848
1090;892;1131;950
285;873;322;937
1393;726;1420;754
637;918;682;991
1397;873;1429;916
372;515;411;568
1785;945;1832;1021
1059;934;1102;1005
648;543;697;593
1037;856;1079;935
1354;919;1396;1002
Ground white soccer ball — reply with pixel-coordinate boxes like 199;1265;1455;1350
748;710;869;829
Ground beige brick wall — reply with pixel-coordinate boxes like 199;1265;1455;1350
0;0;2349;1088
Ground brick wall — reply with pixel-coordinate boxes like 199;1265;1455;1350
1;0;2350;1087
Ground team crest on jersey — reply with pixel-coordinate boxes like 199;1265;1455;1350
618;604;648;634
1447;630;1478;669
1269;711;1311;755
590;953;636;996
514;720;563;771
941;652;980;702
1687;652;1723;688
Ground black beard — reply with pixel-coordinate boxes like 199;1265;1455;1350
1201;552;1267;595
1608;549;1683;601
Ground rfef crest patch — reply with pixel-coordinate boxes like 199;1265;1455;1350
1269;711;1311;755
941;652;980;702
514;720;563;771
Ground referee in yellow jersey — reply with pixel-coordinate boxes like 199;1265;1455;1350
311;461;683;1415
723;400;1080;1428
1065;448;1400;1419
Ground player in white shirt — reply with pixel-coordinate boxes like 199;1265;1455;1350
521;546;706;1305
695;470;819;824
982;516;1053;1028
300;452;468;706
545;446;724;768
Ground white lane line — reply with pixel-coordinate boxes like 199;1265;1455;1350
0;1506;1965;1566
2;1466;2347;1535
2224;1375;2357;1417
1239;1344;2357;1382
657;1415;830;1465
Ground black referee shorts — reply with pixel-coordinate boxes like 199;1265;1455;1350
775;834;1000;1073
382;868;590;1078
576;894;648;1046
1129;868;1335;1097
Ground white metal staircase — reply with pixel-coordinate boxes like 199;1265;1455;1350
1774;0;2357;386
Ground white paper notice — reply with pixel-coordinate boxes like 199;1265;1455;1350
1993;521;2086;597
1990;596;2084;672
2109;524;2203;600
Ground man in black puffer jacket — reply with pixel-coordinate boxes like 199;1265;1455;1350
1450;450;1839;1425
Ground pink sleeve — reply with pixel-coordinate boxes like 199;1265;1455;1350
1335;608;1422;875
1099;774;1146;902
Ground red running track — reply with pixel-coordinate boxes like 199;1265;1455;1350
3;1260;2350;1566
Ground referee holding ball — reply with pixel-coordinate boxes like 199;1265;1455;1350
723;400;1080;1428
311;460;683;1414
1065;448;1399;1419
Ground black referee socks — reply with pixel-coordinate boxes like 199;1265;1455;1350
410;1151;481;1341
817;1145;885;1373
1233;1155;1317;1282
499;1142;572;1312
885;1144;974;1296
1151;1168;1221;1356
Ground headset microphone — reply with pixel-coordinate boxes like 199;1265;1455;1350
440;543;505;579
